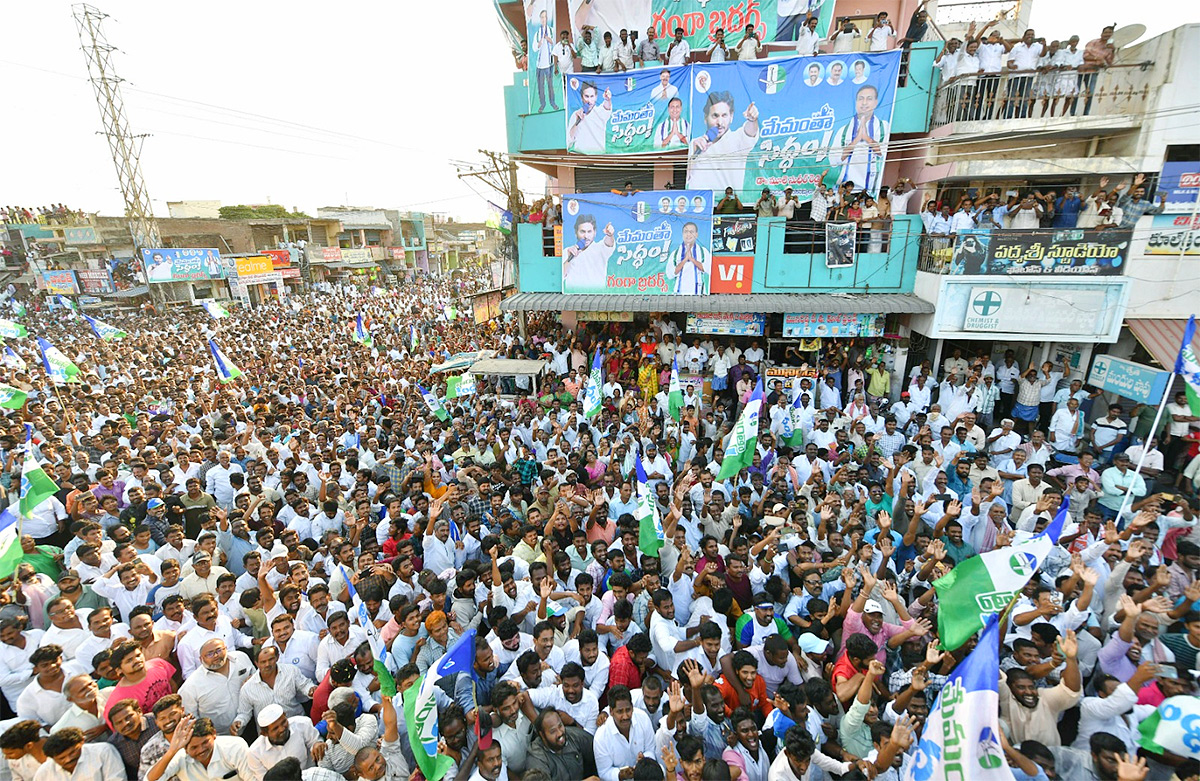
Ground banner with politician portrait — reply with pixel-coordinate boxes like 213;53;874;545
686;51;902;201
525;0;561;114
565;66;692;154
560;189;714;295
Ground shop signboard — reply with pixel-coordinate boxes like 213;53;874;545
234;255;274;277
712;216;756;254
140;248;225;283
930;278;1130;343
577;311;635;322
782;313;884;339
685;312;764;336
63;226;100;245
947;228;1131;275
765;365;821;392
1160;160;1200;214
561;188;714;295
1088;355;1170;405
41;270;79;295
76;269;114;294
710;255;753;294
1145;214;1200;256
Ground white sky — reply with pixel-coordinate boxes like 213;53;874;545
4;1;1198;223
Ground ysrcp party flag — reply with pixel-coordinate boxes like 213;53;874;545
36;338;80;384
565;65;692;155
906;615;1015;781
582;349;603;420
560;189;713;294
354;313;372;346
0;506;21;580
202;301;230;319
782;385;805;447
82;315;127;341
208;339;243;383
340;564;396;695
1174;315;1200;417
1138;696;1200;756
0;385;28;410
19;424;59;522
417;384;450;422
0;319;28;338
668;356;684;422
4;348;25;371
687;51;902;201
717;377;763;480
933;502;1068;651
635;453;665;557
404;629;476;781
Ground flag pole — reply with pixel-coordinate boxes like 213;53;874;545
1115;371;1177;521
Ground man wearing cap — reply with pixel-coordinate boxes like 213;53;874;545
246;703;320;779
178;549;228;601
844;570;921;663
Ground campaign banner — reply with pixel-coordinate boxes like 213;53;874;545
76;269;114;294
526;0;561;114
568;1;807;51
687;51;902;201
1159;160;1200;214
783;313;884;338
141;248;225;283
565;65;692;154
686;312;765;336
948;229;1131;275
560;189;714;294
1145;214;1200;256
41;270;79;296
825;222;856;268
712;216;756;253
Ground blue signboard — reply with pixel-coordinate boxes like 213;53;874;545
1160;160;1200;214
1088;354;1170;405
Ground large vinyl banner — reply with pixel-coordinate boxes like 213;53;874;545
567;0;834;49
526;0;561;114
565;66;692;154
561;189;714;295
687;51;902;200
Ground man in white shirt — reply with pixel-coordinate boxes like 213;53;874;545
593;685;656;780
204;450;244;510
1005;29;1045;119
527;662;601;733
562;215;615;294
795;16;821;56
648;591;698;676
866;14;894;51
245;704;320;780
1090;404;1128;461
666;27;691;66
179;638;254;736
35;731;124;781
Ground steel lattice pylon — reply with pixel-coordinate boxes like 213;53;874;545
72;3;162;251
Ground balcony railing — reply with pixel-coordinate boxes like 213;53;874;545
931;63;1152;127
917;227;1134;275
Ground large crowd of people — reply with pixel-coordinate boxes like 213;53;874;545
0;268;1195;781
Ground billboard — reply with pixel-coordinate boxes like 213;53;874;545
561;189;714;294
76;269;114;294
712;216;756;254
140;248;224;283
686;312;765;336
687;52;902;200
1159;160;1200;214
1145;214;1199;256
564;66;692;154
710;255;753;293
783;313;884;338
41;270;79;295
526;0;561;114
947;229;1131;275
234;256;274;277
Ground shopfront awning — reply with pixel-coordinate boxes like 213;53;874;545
1127;318;1194;369
102;285;149;298
469;357;547;376
499;292;934;315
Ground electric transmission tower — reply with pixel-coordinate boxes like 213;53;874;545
73;4;162;251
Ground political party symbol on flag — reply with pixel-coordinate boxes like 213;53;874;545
354;313;372;346
635;452;665;557
782;385;805;447
410;325;419;351
3;348;25;371
1138;695;1200;757
340;565;396;695
404;629;477;781
36;338;80;384
417;384;449;422
208;339;243;383
668;357;684;422
82;314;128;341
56;295;78;313
1175;315;1200;418
0;505;21;580
932;500;1068;651
202;301;230;319
582;349;603;420
0;319;28;338
905;615;1015;781
717;378;764;480
0;385;27;410
11;303;25;318
19;424;59;524
759;63;787;94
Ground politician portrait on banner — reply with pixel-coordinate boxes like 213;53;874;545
565;66;692;155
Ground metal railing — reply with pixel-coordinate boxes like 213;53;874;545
931;63;1152;127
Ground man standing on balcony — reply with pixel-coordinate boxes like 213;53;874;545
1053;188;1082;228
866;13;894;52
577;28;602;73
796;16;822;56
1005;29;1045;119
1081;25;1117;115
614;29;635;72
1116;173;1166;229
637;27;662;67
707;28;731;63
975;25;1011;120
735;24;763;61
888;179;917;215
667;27;691;67
553;30;576;77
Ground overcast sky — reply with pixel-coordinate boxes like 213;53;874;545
4;2;1197;223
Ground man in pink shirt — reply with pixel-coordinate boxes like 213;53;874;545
843;571;927;662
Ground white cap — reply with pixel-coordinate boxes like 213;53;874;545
257;704;285;728
863;599;885;614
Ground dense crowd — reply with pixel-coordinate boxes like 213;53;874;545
0;269;1195;781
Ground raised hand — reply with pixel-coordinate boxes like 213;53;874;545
1115;753;1148;781
1061;628;1078;659
891;713;916;751
867;659;886;677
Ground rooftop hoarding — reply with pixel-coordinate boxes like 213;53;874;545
140;248;226;283
560;188;714;295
